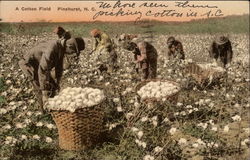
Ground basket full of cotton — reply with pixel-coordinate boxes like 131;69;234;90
45;87;106;151
184;62;226;85
136;80;181;104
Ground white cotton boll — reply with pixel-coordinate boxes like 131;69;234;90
87;101;95;107
131;127;139;132
88;93;96;101
192;143;199;148
81;93;88;99
211;126;218;132
69;102;76;108
155;93;161;99
62;87;70;93
45;137;53;143
33;135;40;140
55;100;62;106
223;125;229;132
176;102;183;107
232;115;241;122
74;87;82;93
69;108;76;113
125;87;133;92
75;98;83;104
141;95;147;100
137;131;143;139
95;96;102;103
21;135;27;141
143;155;154;160
49;100;56;107
69;91;76;96
154;146;163;153
75;94;82;100
117;106;123;112
169;127;177;135
243;128;250;134
76;102;83;108
51;95;58;101
61;101;69;108
0;108;8;115
178;138;187;145
134;102;140;108
141;116;148;122
172;89;179;94
152;120;158;127
141;142;147;148
241;139;250;146
126;112;134;120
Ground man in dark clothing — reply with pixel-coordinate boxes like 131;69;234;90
208;36;233;68
18;39;66;111
54;26;85;69
123;41;158;80
167;36;185;60
65;37;85;57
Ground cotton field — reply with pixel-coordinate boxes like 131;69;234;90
0;32;249;160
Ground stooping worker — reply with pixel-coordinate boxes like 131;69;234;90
208;36;233;68
123;41;158;80
53;26;85;69
63;37;85;69
167;36;185;60
18;38;67;112
65;37;85;58
90;29;117;73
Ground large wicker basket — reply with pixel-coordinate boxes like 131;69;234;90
135;79;180;104
184;63;225;86
51;103;104;151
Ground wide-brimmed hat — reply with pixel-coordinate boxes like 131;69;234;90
215;36;229;45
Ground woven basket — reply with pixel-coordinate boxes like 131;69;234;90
51;102;105;151
135;79;180;104
184;63;225;85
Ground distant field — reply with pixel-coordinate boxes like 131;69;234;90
0;15;249;36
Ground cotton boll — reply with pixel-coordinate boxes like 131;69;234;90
81;93;88;99
49;101;56;107
69;102;76;108
61;101;69;108
155;92;162;99
76;102;83;108
88;93;96;101
75;95;82;100
55;100;62;106
74;87;82;93
69;108;76;113
69;91;76;95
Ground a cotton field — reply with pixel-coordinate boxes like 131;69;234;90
0;31;249;160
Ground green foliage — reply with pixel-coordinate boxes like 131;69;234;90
0;77;5;91
0;78;6;105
